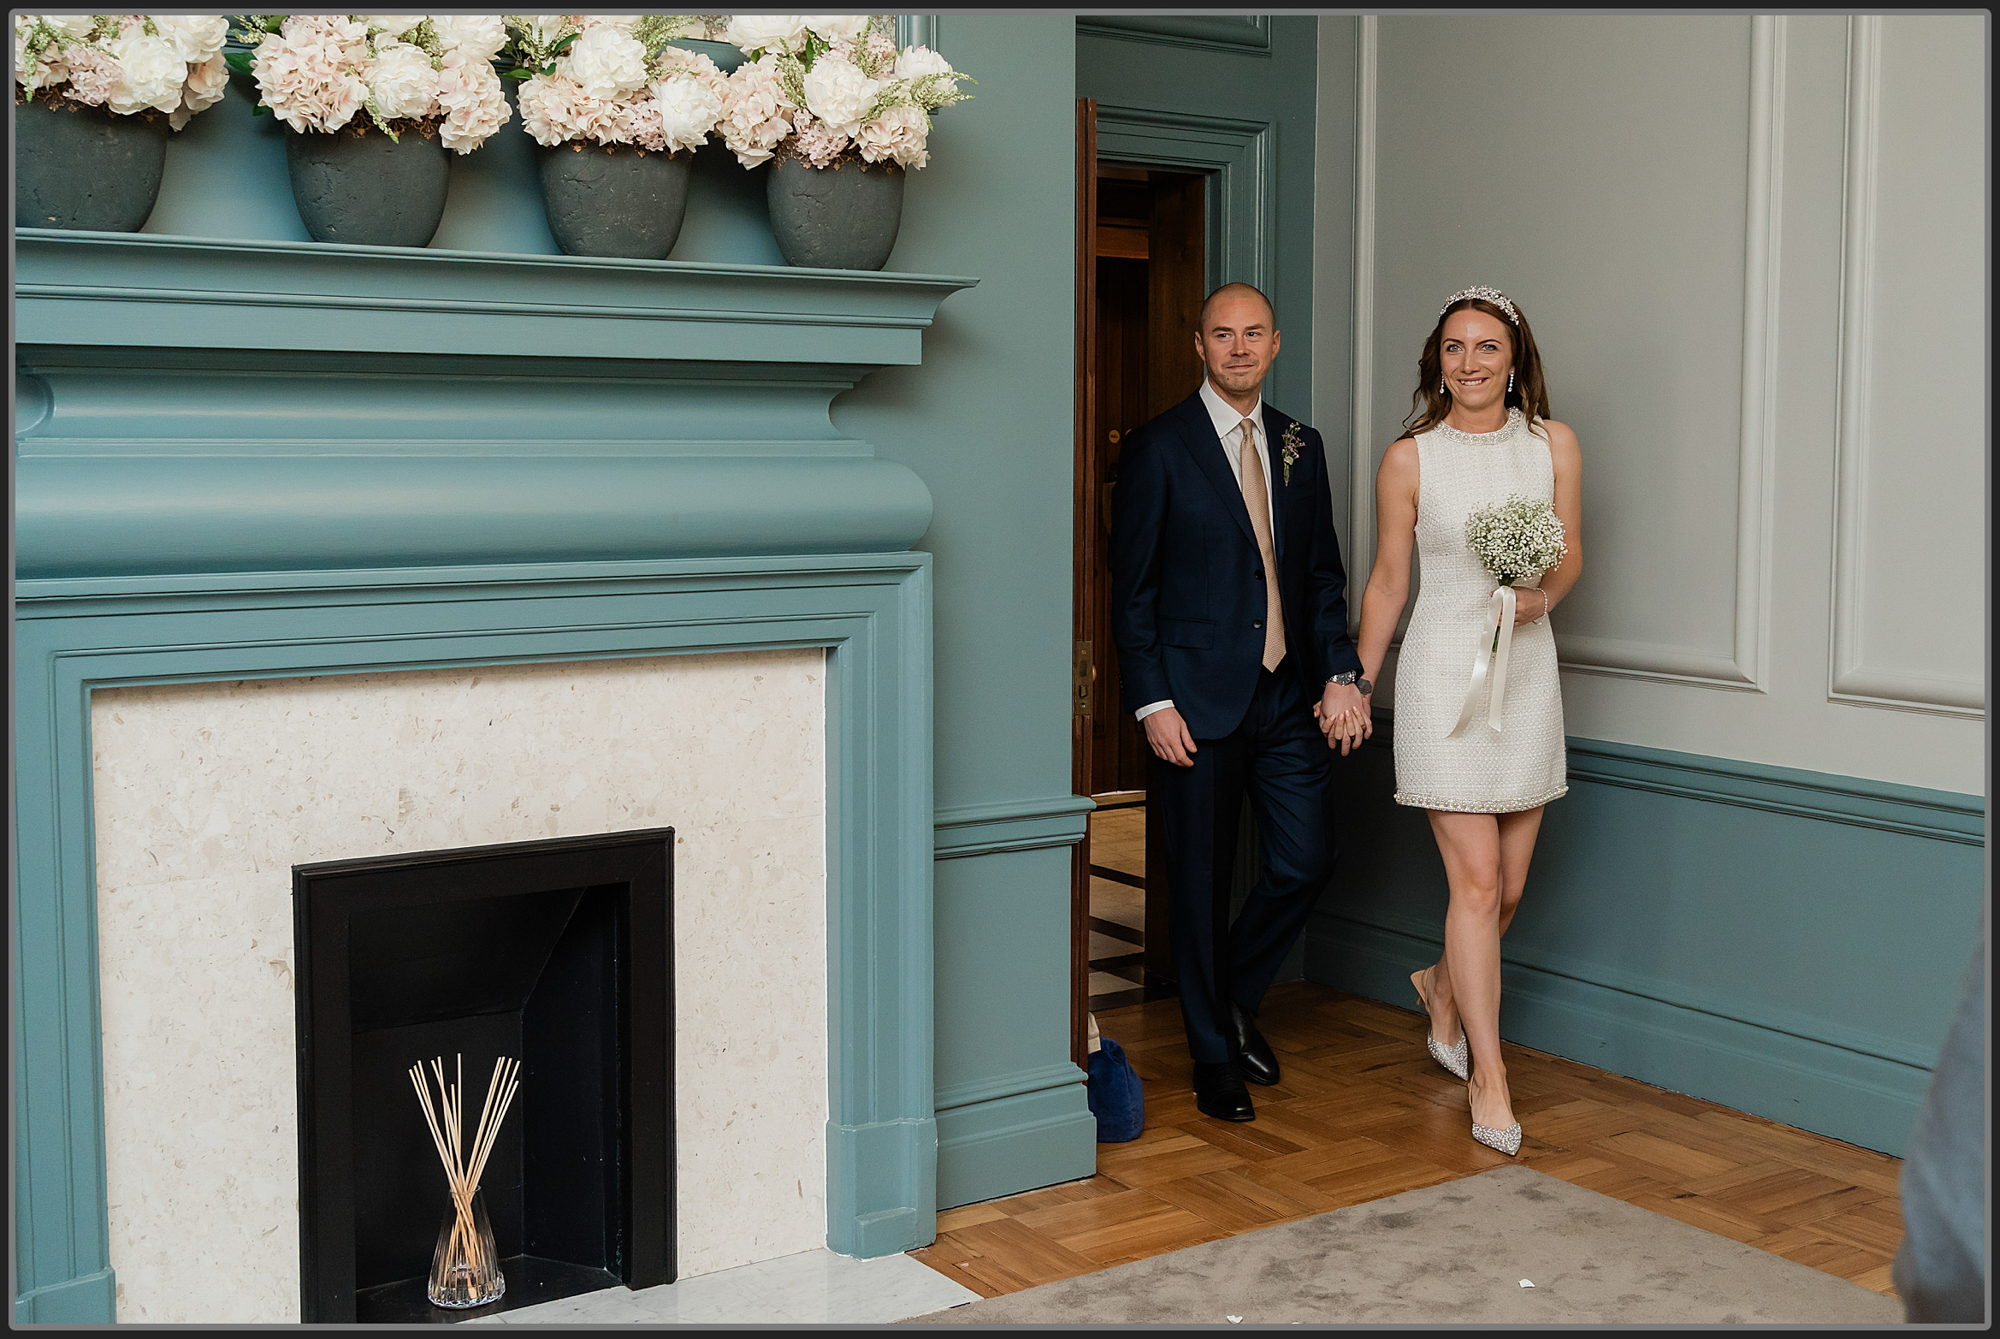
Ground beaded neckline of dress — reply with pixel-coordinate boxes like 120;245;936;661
1432;407;1524;444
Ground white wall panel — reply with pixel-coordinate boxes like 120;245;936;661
1829;15;1986;716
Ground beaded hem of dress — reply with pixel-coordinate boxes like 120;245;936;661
1392;782;1570;814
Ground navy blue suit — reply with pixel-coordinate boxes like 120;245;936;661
1109;390;1363;1063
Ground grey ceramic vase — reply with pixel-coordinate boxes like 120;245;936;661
14;94;168;231
766;156;905;270
538;142;693;259
284;124;450;246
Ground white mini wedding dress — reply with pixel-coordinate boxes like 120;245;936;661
1392;407;1567;813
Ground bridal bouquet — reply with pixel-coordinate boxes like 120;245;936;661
718;15;970;170
1464;493;1567;592
1448;494;1566;738
508;14;727;154
14;14;230;129
229;15;512;152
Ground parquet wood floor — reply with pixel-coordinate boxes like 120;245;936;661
912;981;1905;1304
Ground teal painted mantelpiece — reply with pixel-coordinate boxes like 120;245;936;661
13;231;973;1322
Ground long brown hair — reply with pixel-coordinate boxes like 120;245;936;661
1403;295;1552;436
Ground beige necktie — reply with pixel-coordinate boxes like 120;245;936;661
1236;417;1286;671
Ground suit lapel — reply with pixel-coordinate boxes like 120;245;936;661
1175;395;1259;551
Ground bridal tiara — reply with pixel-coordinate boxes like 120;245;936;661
1440;286;1518;325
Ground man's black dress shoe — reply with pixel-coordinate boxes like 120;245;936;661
1229;1001;1281;1086
1192;1061;1256;1121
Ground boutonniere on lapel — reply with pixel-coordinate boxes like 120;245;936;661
1279;422;1303;484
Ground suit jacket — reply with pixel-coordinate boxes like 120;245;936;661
1109;390;1364;739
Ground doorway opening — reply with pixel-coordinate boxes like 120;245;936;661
1073;99;1209;1047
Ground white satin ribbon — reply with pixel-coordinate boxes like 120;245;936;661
1445;585;1517;738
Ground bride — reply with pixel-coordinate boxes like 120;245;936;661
1322;286;1582;1154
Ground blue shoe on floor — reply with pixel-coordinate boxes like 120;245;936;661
1086;1037;1145;1142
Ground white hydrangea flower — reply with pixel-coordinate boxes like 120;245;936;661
39;15;98;39
366;40;438;120
566;24;648;96
800;49;879;138
170;51;228;130
151;15;228;66
362;15;425;38
802;15;869;44
893;45;951;81
722;15;806;55
434;15;508;63
105;29;183;115
856;102;927;169
652;70;723;154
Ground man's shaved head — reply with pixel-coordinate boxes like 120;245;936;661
1198;281;1275;332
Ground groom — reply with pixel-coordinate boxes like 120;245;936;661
1109;282;1370;1121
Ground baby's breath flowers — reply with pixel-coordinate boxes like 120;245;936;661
1464;493;1566;588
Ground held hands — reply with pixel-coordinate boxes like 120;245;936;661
1314;681;1372;755
1142;706;1198;768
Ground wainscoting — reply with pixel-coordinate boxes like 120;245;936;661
1308;725;1983;1157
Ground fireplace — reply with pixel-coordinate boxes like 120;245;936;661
15;232;954;1324
293;830;673;1323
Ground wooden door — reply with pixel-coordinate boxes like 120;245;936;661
1070;97;1098;1067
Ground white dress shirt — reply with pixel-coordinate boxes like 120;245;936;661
1134;377;1274;723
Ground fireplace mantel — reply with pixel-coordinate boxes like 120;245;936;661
13;231;964;1322
15;230;976;580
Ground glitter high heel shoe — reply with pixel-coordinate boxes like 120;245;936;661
1412;974;1469;1080
1472;1118;1523;1157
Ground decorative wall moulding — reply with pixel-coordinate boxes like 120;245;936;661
1077;15;1270;56
1826;17;1984;720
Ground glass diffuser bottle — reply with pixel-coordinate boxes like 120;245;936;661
428;1186;504;1308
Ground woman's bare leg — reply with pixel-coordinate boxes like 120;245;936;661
1427;809;1513;1132
1414;806;1546;1050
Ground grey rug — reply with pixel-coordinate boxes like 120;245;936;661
904;1166;1903;1326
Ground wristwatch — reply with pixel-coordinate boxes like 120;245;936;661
1328;670;1374;695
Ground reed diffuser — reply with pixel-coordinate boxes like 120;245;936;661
408;1054;522;1308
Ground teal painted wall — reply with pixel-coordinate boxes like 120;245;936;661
833;15;1098;1207
1309;725;1984;1155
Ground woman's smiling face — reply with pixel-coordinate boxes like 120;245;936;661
1440;308;1514;411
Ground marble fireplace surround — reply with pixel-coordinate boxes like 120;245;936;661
13;232;967;1323
92;653;825;1322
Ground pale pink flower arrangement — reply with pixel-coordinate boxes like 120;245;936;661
507;15;725;155
230;14;512;153
718;15;970;171
13;14;229;130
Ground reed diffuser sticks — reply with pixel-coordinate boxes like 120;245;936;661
409;1053;521;1306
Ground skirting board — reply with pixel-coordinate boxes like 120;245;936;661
936;1085;1098;1211
13;1270;116;1325
1305;916;1929;1156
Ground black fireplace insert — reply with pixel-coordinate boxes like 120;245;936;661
293;830;673;1323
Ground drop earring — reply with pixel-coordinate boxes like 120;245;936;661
1439;378;1447;396
1507;370;1515;394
